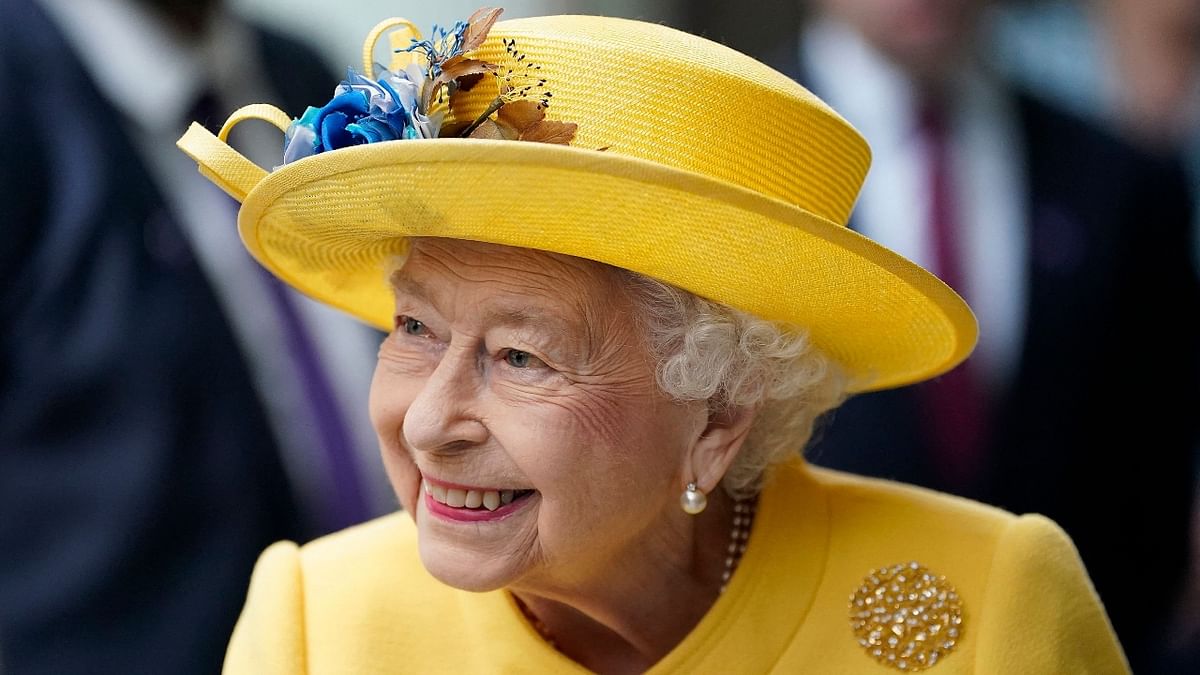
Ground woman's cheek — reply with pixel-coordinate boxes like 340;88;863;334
496;385;637;471
370;335;439;429
370;345;429;512
370;376;423;512
561;380;662;451
376;334;440;377
384;452;422;514
488;369;574;404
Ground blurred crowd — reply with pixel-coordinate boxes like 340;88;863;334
1;0;1196;673
772;2;1199;672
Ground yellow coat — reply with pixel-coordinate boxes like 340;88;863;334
225;460;1129;674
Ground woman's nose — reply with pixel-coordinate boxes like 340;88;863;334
402;344;489;454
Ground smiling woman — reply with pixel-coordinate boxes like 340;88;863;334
178;7;1130;674
373;238;840;606
376;240;702;600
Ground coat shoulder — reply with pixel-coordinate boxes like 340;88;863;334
788;463;1129;673
297;512;452;608
804;462;1017;534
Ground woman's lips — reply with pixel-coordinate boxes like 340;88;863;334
422;479;536;522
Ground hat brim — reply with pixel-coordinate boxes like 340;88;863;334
239;139;977;393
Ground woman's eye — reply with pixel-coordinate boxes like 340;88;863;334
398;316;428;337
504;349;539;369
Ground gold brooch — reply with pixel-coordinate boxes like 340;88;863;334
849;561;964;672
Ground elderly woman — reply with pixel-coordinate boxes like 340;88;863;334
179;8;1128;674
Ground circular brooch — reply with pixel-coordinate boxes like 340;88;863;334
849;561;964;672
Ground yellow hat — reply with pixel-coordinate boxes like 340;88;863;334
177;11;977;393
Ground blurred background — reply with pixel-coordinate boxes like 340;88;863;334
1;0;1196;674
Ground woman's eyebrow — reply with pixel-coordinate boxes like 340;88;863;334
388;274;587;355
388;274;434;304
484;306;574;337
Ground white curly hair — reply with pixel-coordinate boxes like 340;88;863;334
616;270;847;499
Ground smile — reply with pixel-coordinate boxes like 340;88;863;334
424;479;534;511
421;477;536;523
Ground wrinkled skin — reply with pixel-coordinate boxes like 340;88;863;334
370;238;754;671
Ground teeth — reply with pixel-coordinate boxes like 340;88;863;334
424;480;523;511
482;491;500;511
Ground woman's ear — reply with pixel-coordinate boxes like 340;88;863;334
684;402;759;494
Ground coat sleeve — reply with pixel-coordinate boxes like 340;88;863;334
975;514;1129;674
224;541;308;675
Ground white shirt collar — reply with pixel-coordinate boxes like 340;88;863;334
800;17;1029;385
38;0;258;135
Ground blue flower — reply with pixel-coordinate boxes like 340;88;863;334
283;66;439;163
279;8;520;163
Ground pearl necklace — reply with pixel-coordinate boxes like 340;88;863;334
721;497;757;593
517;496;758;648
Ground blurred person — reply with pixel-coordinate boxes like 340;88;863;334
1096;0;1200;149
991;3;1200;668
777;0;1200;670
0;0;385;673
992;0;1200;267
181;9;1128;672
993;0;1200;150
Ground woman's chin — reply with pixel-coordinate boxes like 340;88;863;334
414;499;531;591
416;537;519;592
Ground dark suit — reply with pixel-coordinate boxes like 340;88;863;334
782;50;1200;672
0;2;336;673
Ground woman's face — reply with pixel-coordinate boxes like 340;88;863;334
370;238;705;591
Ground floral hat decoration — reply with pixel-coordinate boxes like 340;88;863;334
281;8;580;164
177;7;978;393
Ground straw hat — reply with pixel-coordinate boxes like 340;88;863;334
177;10;976;393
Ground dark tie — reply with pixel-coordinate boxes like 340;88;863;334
188;90;370;531
916;102;989;493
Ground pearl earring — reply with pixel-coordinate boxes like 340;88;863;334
681;481;707;515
